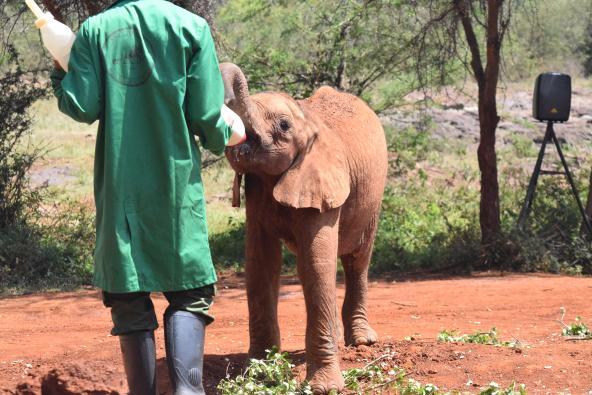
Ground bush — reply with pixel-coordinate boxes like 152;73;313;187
0;200;95;294
373;183;481;274
0;52;46;227
372;124;481;273
371;123;592;275
217;348;310;395
209;216;245;271
0;50;96;294
496;160;592;274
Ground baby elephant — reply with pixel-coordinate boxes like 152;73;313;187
222;63;388;394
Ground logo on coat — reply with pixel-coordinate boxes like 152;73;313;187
105;27;153;87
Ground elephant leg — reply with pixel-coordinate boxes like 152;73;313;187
341;215;378;347
297;209;344;395
245;221;282;359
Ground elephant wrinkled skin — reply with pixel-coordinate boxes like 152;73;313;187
221;63;388;394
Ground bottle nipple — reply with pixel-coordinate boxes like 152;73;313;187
25;0;53;29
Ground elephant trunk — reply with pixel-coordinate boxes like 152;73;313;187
220;62;254;127
220;63;252;208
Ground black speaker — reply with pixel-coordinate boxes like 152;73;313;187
533;72;571;122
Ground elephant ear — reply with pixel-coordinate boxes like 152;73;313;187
273;129;350;213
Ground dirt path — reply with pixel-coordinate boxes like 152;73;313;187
1;273;591;394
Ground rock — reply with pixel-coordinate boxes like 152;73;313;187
379;87;592;154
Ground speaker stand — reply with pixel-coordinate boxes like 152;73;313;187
517;121;592;236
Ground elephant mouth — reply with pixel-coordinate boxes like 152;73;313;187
225;141;256;171
225;139;287;175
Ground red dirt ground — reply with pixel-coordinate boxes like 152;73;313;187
1;273;592;394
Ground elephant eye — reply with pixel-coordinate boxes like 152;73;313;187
279;119;291;132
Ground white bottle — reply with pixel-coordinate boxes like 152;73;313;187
222;105;247;146
25;0;76;72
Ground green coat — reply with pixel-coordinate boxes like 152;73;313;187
51;0;231;293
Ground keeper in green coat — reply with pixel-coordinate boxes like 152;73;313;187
50;1;245;394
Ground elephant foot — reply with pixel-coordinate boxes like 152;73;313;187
248;331;281;360
345;321;378;346
307;361;345;395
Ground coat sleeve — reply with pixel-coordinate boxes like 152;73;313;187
186;24;231;156
51;23;101;124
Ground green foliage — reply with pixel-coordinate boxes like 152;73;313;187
437;328;518;348
561;316;592;339
372;125;481;273
217;0;592;96
579;19;592;77
373;183;480;273
388;120;437;176
0;34;96;294
558;308;592;339
478;382;527;395
219;348;526;394
209;215;245;271
345;367;443;395
370;117;592;274
499;163;592;274
503;0;591;80
0;53;46;227
217;0;457;110
212;0;592;275
217;348;312;395
0;199;95;294
506;133;537;159
343;351;402;393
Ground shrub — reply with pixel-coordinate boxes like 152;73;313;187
373;183;481;273
218;348;527;394
0;199;95;294
217;348;311;395
0;45;97;294
372;122;592;275
438;327;519;348
209;216;245;271
0;51;46;227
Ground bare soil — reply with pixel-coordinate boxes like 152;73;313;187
1;273;591;394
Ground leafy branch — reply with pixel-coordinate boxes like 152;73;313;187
438;327;520;348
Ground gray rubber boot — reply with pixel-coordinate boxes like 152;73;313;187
119;331;157;395
164;310;206;395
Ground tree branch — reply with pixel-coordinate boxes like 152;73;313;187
484;0;502;104
454;0;485;86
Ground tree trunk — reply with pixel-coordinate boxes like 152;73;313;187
581;167;592;236
478;0;503;244
174;0;216;31
41;0;65;22
477;95;501;244
454;0;503;244
81;0;102;16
